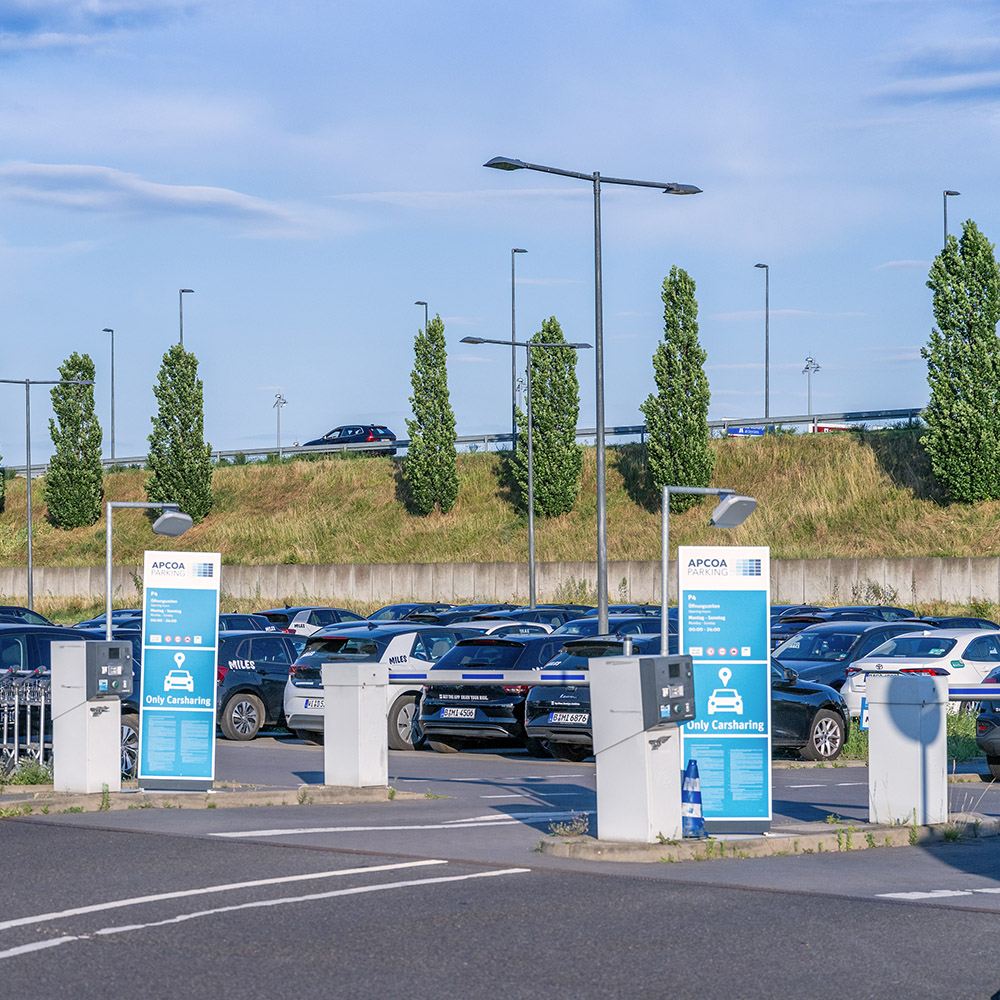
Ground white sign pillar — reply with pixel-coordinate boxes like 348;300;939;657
322;662;388;787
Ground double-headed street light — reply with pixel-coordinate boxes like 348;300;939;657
273;392;287;456
0;377;95;609
485;155;701;633
462;335;592;608
179;288;194;347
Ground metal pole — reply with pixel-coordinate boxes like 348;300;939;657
511;249;527;444
943;189;948;248
25;383;32;611
661;486;670;656
179;289;184;347
593;172;608;634
764;266;769;421
106;502;113;641
526;347;536;609
103;328;115;460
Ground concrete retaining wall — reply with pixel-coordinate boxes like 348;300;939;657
4;557;1000;606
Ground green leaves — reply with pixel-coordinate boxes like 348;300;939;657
640;266;714;511
511;317;583;517
44;352;104;528
146;344;214;522
404;315;459;515
922;221;1000;503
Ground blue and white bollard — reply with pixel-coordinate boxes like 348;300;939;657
681;758;706;838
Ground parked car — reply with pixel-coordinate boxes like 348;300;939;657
219;613;277;632
303;424;397;455
841;629;1000;717
553;614;671;638
368;603;455;622
255;606;368;635
215;632;302;740
405;604;520;626
418;634;564;753
770;610;889;650
582;605;662;618
918;616;1000;630
469;608;585;628
457;620;553;635
283;624;475;749
73;609;142;629
975;672;1000;778
770;605;824;620
0;606;55;627
772;621;931;690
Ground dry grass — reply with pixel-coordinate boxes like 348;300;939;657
4;428;1000;571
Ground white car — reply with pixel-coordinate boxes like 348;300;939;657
842;629;1000;716
453;620;553;636
283;623;477;750
284;607;369;637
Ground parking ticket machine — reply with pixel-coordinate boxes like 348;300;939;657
51;641;133;794
591;654;695;843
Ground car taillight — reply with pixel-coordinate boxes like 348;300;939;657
978;721;991;734
985;676;999;684
217;664;228;683
366;430;375;441
503;685;530;695
845;667;860;676
899;667;949;676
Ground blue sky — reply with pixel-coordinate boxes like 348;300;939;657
2;0;999;463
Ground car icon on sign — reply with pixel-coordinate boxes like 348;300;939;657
164;669;195;693
707;688;743;715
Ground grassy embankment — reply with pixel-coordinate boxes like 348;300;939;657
3;427;1000;622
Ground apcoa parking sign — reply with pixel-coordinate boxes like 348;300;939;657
138;550;221;791
679;545;771;834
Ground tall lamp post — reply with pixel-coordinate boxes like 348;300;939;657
179;288;194;347
485;155;701;633
462;335;591;608
754;263;769;420
102;328;115;460
0;376;95;610
802;356;821;429
660;486;757;655
414;300;429;331
273;392;287;456
943;190;961;246
105;503;193;640
510;248;527;443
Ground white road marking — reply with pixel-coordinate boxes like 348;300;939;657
835;782;867;786
0;868;531;963
0;860;445;933
787;784;825;789
210;808;595;839
877;887;1000;900
480;794;527;799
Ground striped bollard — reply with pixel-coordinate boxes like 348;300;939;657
681;758;706;838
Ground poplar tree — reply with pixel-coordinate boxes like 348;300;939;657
511;316;583;517
404;315;458;514
922;220;1000;502
44;352;104;527
146;344;214;522
640;266;714;512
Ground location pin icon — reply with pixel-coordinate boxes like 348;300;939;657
719;667;732;686
174;651;186;668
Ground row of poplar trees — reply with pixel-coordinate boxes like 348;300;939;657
401;266;714;518
38;344;214;529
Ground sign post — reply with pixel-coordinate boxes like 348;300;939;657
138;550;221;791
678;545;771;834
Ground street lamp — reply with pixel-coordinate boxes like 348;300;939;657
943;190;961;246
0;377;95;610
485;154;701;633
105;502;193;640
660;486;757;655
803;356;821;429
462;335;592;608
102;328;115;460
510;248;527;444
754;263;769;420
273;393;287;456
414;301;429;331
179;289;194;347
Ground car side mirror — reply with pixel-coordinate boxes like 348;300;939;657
783;666;798;684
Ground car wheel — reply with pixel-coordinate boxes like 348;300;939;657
800;709;845;761
987;754;1000;781
546;742;591;762
524;737;552;758
387;694;423;751
294;728;324;745
121;713;139;779
220;694;264;741
426;738;461;754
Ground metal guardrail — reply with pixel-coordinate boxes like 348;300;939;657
5;407;925;477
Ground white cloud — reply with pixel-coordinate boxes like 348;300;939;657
876;259;931;270
330;188;585;211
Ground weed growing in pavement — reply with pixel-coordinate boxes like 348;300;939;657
909;809;919;845
60;806;83;814
296;786;314;805
942;826;962;842
206;802;217;809
99;784;110;811
424;790;447;799
387;782;397;801
865;833;876;849
2;758;53;786
825;814;844;824
547;811;590;837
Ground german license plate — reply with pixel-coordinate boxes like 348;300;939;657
304;698;325;709
441;707;476;719
549;712;589;724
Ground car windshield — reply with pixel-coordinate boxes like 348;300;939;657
544;643;624;670
369;607;408;621
866;636;957;658
298;636;382;660
434;644;524;670
774;631;860;661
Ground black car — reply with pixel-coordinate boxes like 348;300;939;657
470;608;587;628
921;616;1000;630
419;634;564;752
368;603;455;622
975;669;1000;779
215;631;301;740
772;620;930;690
406;604;520;626
582;605;662;617
219;613;277;632
831;605;914;622
303;424;397;455
770;610;886;649
525;635;668;760
553;614;673;638
770;604;824;619
0;606;55;627
74;609;143;629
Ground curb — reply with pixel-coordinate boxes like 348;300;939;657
0;783;420;816
538;812;1000;862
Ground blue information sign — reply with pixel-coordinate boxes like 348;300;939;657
138;550;221;791
679;546;771;834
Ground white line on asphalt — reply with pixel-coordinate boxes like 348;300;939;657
786;784;825;789
0;860;446;933
0;868;531;963
835;782;867;786
878;887;1000;900
210;809;596;839
480;794;527;799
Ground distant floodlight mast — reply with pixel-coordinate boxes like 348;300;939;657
802;356;821;429
485;154;702;634
273;392;287;456
660;485;757;655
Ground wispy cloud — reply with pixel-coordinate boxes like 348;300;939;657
330;188;585;211
874;69;1000;101
451;353;494;364
876;259;931;270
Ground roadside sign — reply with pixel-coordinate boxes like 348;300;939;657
727;427;765;437
138;550;221;791
679;545;771;834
